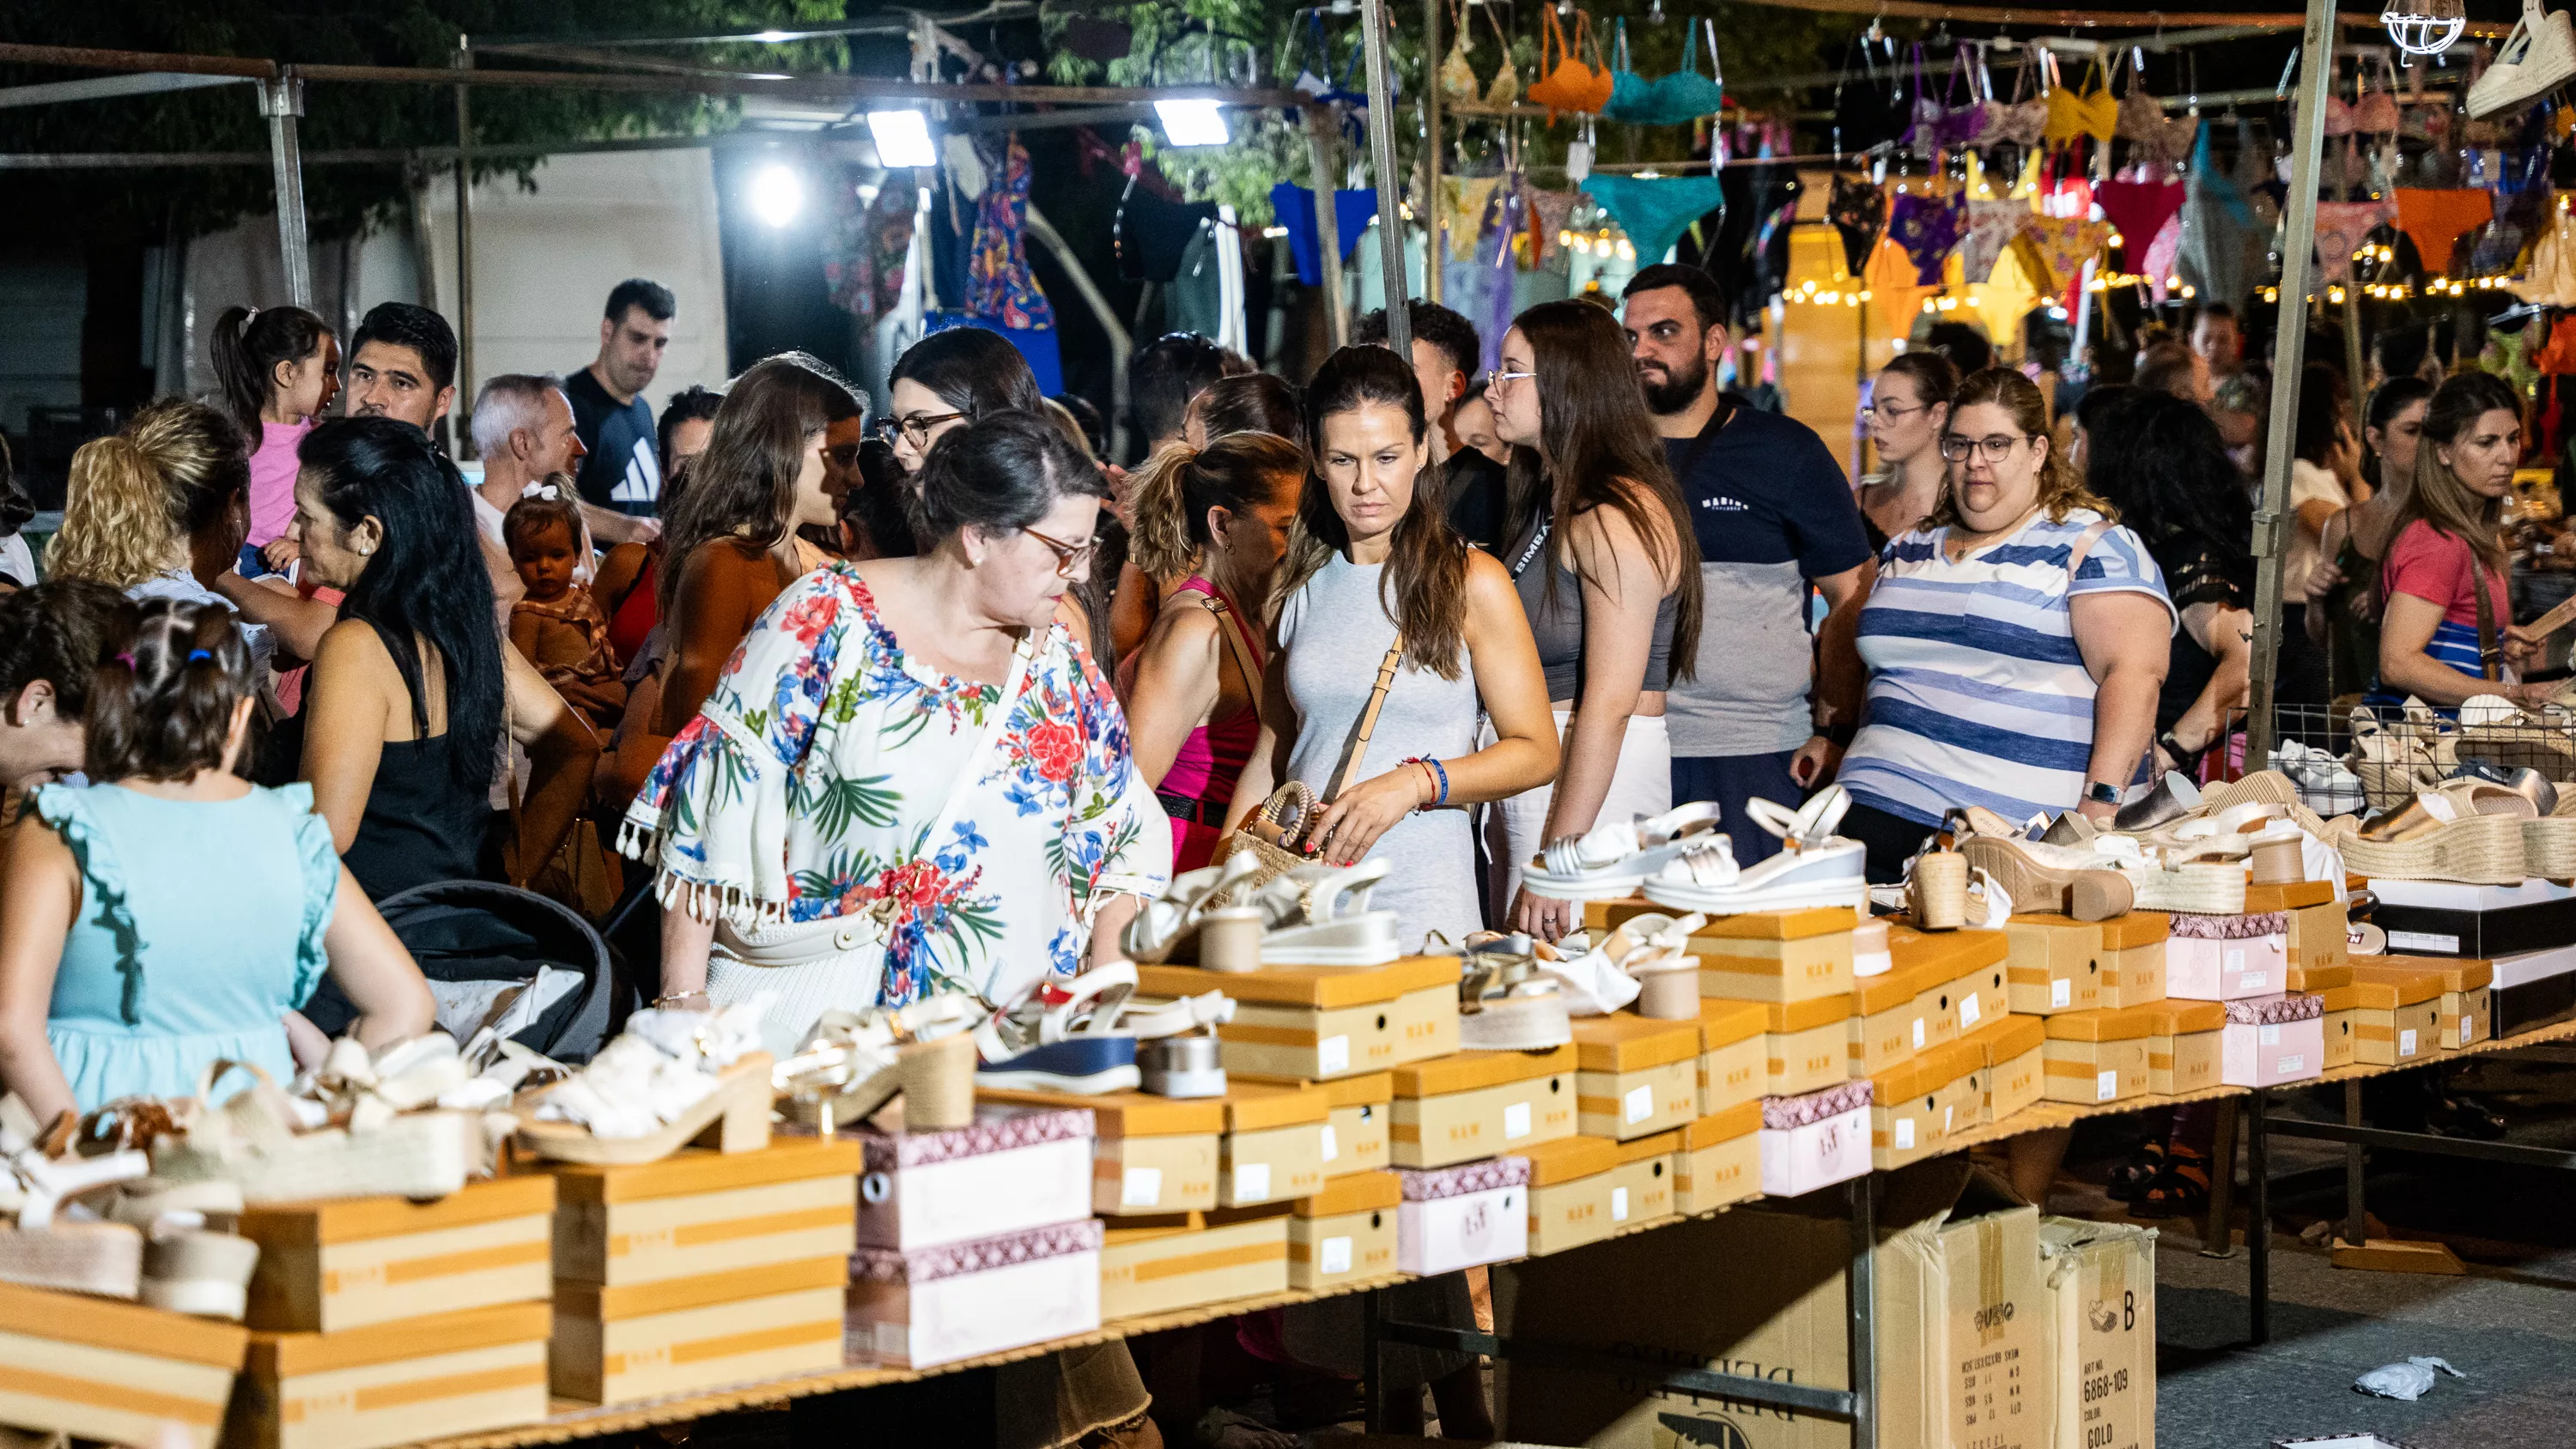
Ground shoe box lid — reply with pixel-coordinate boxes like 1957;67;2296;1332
2370;954;2493;993
2040;1005;2160;1042
1853;962;1930;1016
1869;1041;1973;1104
1618;1127;1684;1163
1691;907;1863;942
560;1257;847;1323
2287;962;2354;991
1569;1014;1701;1073
1220;1080;1332;1132
542;1139;860;1205
979;1088;1225;1138
1696;998;1769;1052
1295;1168;1401;1217
1764;995;1854;1034
249;1301;550;1379
240;1174;556;1245
1681;1098;1764;1149
2099;912;2172;949
1517;1134;1622;1186
2136;999;2227;1037
1135;958;1456;1009
852;1104;1096;1173
1886;925;2008;978
1392;1043;1577;1097
2344;967;2443;1010
2318;985;2360;1012
1964;1014;2046;1064
2243;881;2337;912
0;1277;248;1367
1236;1070;1394;1106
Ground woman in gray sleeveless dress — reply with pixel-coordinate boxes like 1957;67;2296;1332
1223;344;1558;955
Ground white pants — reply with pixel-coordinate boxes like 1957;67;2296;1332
1484;710;1672;920
704;914;890;1058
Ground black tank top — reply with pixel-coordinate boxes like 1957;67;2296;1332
342;731;492;900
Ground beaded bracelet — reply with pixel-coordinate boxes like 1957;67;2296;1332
1400;755;1449;811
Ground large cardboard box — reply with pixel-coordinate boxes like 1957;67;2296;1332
2038;1218;2156;1449
2005;916;2104;1015
1498;1162;2046;1449
1691;909;1860;1003
980;1088;1221;1216
1571;1014;1703;1140
1390;1045;1578;1167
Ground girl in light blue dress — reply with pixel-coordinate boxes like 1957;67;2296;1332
0;599;433;1119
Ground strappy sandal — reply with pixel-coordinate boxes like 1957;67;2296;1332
1456;937;1572;1052
776;992;983;1134
1642;786;1868;915
1123;853;1266;965
155;1047;488;1201
2128;1146;2210;1220
1255;858;1401;966
1522;801;1725;901
2105;1138;2166;1203
974;965;1146;1094
0;1095;149;1299
517;1004;775;1165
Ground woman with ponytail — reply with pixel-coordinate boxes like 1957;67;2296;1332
1221;345;1556;951
210;304;339;571
0;600;431;1119
1121;433;1304;870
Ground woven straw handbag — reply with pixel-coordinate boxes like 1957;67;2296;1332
1214;634;1405;902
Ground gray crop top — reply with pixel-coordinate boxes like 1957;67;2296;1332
1507;517;1680;700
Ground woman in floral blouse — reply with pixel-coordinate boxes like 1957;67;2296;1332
623;410;1168;1053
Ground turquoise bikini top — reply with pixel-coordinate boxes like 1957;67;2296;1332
1602;18;1723;128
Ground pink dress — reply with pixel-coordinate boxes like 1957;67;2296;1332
246;419;312;549
1157;578;1263;872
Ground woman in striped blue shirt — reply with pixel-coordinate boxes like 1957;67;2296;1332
1833;368;2176;881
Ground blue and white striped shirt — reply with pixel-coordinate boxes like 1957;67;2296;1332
1839;508;2176;828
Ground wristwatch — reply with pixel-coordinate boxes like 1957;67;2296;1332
2083;780;2123;807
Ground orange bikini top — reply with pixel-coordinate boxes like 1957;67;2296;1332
1527;8;1613;118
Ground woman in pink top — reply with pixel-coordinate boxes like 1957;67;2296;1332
211;304;340;574
1121;433;1304;871
2374;373;2548;712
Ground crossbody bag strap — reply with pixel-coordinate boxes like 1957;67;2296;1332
1322;637;1406;803
1200;594;1265;707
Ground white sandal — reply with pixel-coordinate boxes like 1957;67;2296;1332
1122;853;1265;963
1256;859;1401;966
1522;802;1725;901
0;1095;149;1300
518;1004;775;1165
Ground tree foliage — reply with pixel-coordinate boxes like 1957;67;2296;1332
0;0;844;241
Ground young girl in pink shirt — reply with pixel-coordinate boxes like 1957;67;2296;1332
211;305;340;573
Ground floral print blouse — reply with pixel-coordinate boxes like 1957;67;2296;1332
620;565;1169;1008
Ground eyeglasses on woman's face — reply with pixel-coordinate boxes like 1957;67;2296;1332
1021;524;1103;579
1487;368;1537;393
878;411;966;448
1938;432;2035;464
1870;399;1930;421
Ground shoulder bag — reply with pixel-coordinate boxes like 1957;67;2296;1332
1216;633;1406;894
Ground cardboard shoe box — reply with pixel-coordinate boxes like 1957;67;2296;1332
1766;995;1856;1096
2006;915;2104;1015
1967;1014;2048;1126
1317;1070;1393;1176
1290;1171;1400;1290
1889;925;2011;1033
1396;1156;1530;1275
2166;912;2290;1000
1138;959;1455;1080
558;1258;846;1402
1389;1045;1577;1167
851;1222;1102;1370
983;1088;1221;1216
2345;963;2446;1065
1849;963;1928;1079
2365;876;2576;958
1869;1041;1978;1171
2490;943;2576;1037
1219;1081;1331;1207
1571;1014;1703;1140
235;1176;555;1334
230;1303;550;1449
546;1138;859;1288
1876;1193;2049;1449
1672;1100;1763;1214
2221;993;2326;1087
2139;999;2226;1096
2283;892;2350;979
1690;907;1861;1003
0;1281;246;1449
1520;1135;1674;1257
2099;912;2172;1008
2038;1217;2156;1449
854;1106;1094;1252
1099;1209;1290;1319
1697;998;1769;1116
2318;984;2359;1070
2041;1008;2154;1105
1758;1081;1873;1197
2382;955;2496;1049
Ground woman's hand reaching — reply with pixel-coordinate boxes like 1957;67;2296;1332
1299;763;1432;867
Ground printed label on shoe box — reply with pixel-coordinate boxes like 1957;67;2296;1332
1122;1169;1163;1207
2391;931;2461;955
1504;1102;1533;1139
1319;1035;1350;1076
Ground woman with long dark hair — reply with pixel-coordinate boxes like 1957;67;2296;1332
1222;345;1556;950
2372;372;2546;710
291;417;600;899
1485;300;1704;938
2086;391;2257;779
210;303;338;572
882;328;1046;474
2305;375;2435;704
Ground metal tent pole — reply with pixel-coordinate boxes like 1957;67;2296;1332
2245;0;2340;770
1306;110;1352;350
257;73;311;309
453;35;477;458
1360;0;1413;355
1422;0;1443;304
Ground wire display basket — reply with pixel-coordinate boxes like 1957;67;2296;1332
2208;700;2576;821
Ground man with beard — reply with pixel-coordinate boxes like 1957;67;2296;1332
1619;264;1871;864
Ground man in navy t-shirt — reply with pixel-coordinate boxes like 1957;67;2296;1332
1619;264;1874;865
565;278;673;517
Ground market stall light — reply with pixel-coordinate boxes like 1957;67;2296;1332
749;164;805;227
2383;0;2465;59
1155;99;1231;147
866;109;938;168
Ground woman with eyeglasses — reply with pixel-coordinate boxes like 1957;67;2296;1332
1832;367;2174;877
624;409;1165;1047
882;328;1045;474
1857;350;1959;551
1483;300;1704;942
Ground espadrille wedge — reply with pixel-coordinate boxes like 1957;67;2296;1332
2327;811;2527;885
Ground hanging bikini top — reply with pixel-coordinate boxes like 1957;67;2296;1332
1527;8;1613;118
2353;56;2403;133
2044;58;2118;145
1602;16;1722;126
1990;45;2050;148
1483;4;1522;106
1438;0;1480;107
